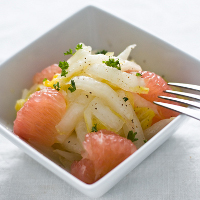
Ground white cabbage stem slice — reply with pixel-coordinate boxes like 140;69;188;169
57;44;92;81
88;54;142;73
54;149;82;162
144;118;174;140
66;89;94;105
59;43;141;82
56;91;93;142
120;60;142;73
58;60;88;82
61;132;84;154
66;76;133;120
123;121;144;149
54;149;82;168
84;97;124;133
75;118;88;146
67;43;91;65
118;44;136;60
105;52;114;56
56;103;86;143
116;90;145;148
117;44;142;72
84;105;93;133
128;115;145;149
65;89;83;103
85;64;147;93
59;44;141;82
92;99;124;132
86;54;112;65
127;92;160;116
58;48;109;81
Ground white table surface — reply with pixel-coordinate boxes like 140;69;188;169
1;1;200;199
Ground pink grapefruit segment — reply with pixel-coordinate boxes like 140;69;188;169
71;130;137;184
140;71;180;120
71;159;95;184
33;64;61;84
13;88;66;146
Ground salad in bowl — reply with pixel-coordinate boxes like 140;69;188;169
13;43;179;184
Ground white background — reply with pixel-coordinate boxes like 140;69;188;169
1;1;200;199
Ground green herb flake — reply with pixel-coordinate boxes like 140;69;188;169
123;97;129;102
53;82;61;91
127;130;138;142
43;78;47;82
91;124;98;132
64;49;73;55
64;44;82;57
61;70;68;77
96;50;108;55
76;44;83;51
136;72;142;77
144;139;148;143
102;58;121;70
68;80;76;93
59;61;69;77
59;61;69;69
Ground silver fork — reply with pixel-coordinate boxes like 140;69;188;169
153;82;200;121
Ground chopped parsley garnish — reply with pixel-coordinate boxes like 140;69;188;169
96;50;108;55
59;61;69;69
76;43;83;50
102;58;121;70
64;44;82;56
136;72;142;77
123;97;129;102
43;78;47;82
53;82;61;91
127;131;138;142
144;139;148;143
64;49;73;55
68;80;76;93
59;61;69;77
61;70;68;77
91;124;98;132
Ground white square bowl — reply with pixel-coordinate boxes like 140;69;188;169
0;5;200;198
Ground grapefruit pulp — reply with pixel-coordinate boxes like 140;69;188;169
140;71;180;120
33;64;61;84
71;130;137;184
13;88;66;146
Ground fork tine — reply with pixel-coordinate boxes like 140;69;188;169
158;95;200;109
153;101;200;121
164;90;200;101
168;82;200;91
154;82;200;121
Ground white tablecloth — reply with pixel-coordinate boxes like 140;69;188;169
1;1;200;199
